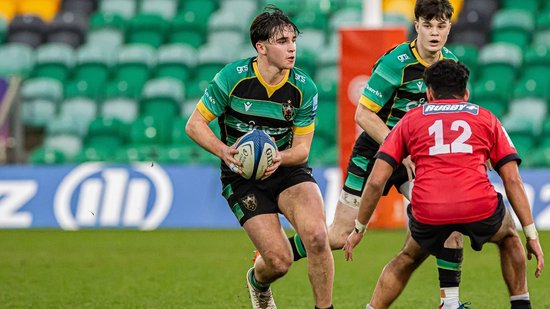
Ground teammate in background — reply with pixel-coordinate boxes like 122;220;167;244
343;59;545;309
286;0;466;307
185;6;334;309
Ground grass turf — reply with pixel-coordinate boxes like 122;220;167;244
0;229;548;308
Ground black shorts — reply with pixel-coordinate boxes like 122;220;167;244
343;132;409;197
220;163;316;226
408;193;506;256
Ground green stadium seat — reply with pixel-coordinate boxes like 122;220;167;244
74;45;113;95
299;28;326;51
140;77;184;121
295;47;318;77
171;117;194;145
184;78;208;100
513;78;549;100
156;145;196;164
33;43;75;82
260;0;300;16
22;99;57;127
536;9;550;30
168;13;206;48
140;0;178;20
29;147;66;164
126;13;169;48
88;11;126;49
74;145;112;162
446;43;478;78
477;43;522;86
87;29;125;50
114;44;156;93
503;98;547;136
472;76;512;102
522;44;550;83
315;101;337;145
383;13;413;31
477;100;507;119
155;43;197;81
101;97;139;123
99;0;136;19
501;0;539;14
294;10;329;30
0;43;34;77
196;44;233;85
315;66;338;102
113;145;150;162
178;0;218;21
208;9;250;35
129;116;172;145
85;116;127;149
44;116;85;161
206;29;245;55
90;11;127;31
21;77;63;103
21;77;63;127
329;8;362;32
59;97;98;129
525;147;550;167
64;79;104;100
317;42;338;67
491;9;534;48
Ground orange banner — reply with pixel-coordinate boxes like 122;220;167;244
338;28;407;228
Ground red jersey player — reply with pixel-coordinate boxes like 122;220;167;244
343;59;544;309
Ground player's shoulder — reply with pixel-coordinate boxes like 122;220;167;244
290;66;317;93
440;46;459;61
216;57;254;85
376;41;416;69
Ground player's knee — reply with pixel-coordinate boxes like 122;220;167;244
263;252;292;277
302;228;330;255
397;250;424;268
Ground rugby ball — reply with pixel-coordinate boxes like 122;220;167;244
234;130;277;180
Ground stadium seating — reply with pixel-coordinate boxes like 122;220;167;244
33;43;75;81
0;0;544;166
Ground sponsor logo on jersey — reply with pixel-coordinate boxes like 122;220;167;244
397;53;410;62
282;101;294;121
365;83;383;99
241;194;257;211
416;81;423;91
244;101;252;111
295;73;306;83
204;89;216;105
236;65;248;74
423;103;479;115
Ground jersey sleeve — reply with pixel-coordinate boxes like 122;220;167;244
489;114;521;170
376;115;408;168
196;67;231;120
359;57;402;113
293;76;318;135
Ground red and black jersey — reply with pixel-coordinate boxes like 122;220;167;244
377;99;520;225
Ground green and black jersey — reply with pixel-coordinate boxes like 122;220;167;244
342;40;458;196
355;40;457;151
360;40;458;127
196;57;318;171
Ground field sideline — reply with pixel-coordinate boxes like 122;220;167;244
1;229;548;308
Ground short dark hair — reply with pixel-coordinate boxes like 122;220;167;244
424;60;469;99
249;5;300;50
414;0;454;22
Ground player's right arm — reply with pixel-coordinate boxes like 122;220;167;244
185;71;241;171
355;104;390;145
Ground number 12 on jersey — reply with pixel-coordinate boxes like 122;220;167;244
428;119;473;155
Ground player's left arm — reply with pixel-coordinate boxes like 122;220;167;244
499;161;544;277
